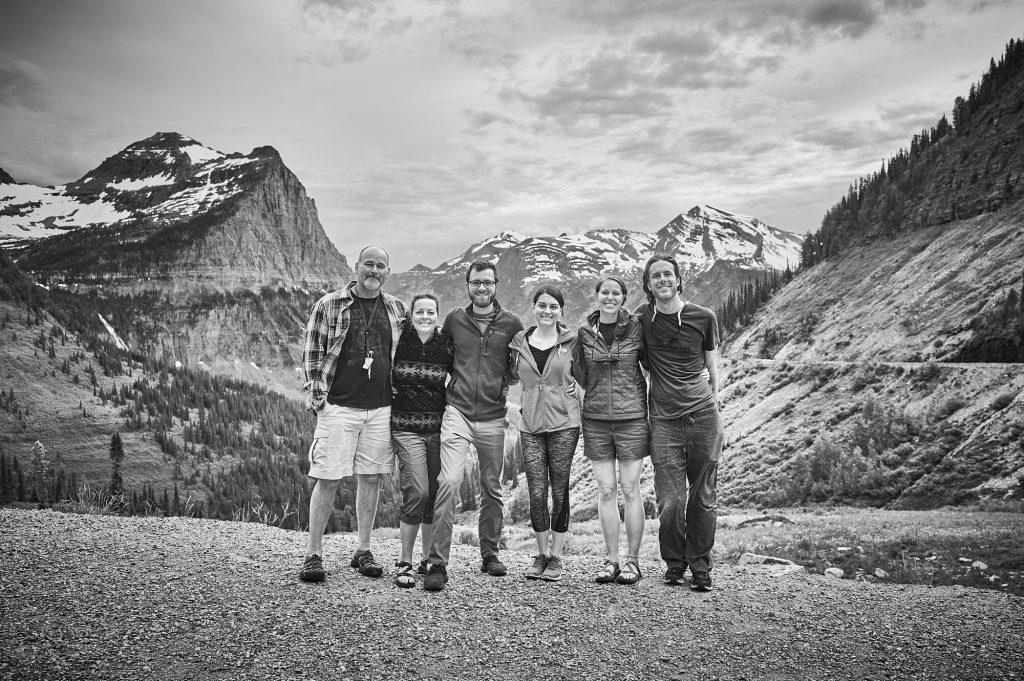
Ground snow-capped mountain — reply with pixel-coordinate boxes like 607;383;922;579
387;205;803;322
1;132;349;291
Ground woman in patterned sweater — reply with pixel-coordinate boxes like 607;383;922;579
391;293;454;588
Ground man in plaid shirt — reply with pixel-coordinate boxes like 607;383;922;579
298;245;407;583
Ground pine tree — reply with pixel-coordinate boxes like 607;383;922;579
28;441;51;504
109;431;125;497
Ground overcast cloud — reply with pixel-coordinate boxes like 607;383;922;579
0;0;1019;270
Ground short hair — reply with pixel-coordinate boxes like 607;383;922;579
532;284;565;308
642;253;683;304
409;292;439;312
594;275;627;297
357;244;390;264
465;260;498;283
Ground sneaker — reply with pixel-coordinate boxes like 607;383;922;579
298;554;326;583
481;554;507;577
540;556;564;582
525;554;549;580
423;564;448;592
417;559;429;575
663;565;686;586
350;549;383;578
691;570;713;592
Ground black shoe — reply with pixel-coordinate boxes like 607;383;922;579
417;559;429;575
350;549;383;578
299;554;326;583
423;564;448;592
663;565;686;586
691;570;713;592
481;554;507;576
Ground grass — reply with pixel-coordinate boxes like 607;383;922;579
464;506;1024;597
714;506;1024;596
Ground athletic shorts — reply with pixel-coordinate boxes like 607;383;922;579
582;417;650;462
307;404;394;479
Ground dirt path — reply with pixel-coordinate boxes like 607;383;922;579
1;509;1022;680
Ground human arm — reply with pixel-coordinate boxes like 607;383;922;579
705;349;720;403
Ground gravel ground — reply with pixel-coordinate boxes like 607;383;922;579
1;508;1022;681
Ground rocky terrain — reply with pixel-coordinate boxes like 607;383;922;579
387;204;802;325
2;133;349;292
2;508;1021;681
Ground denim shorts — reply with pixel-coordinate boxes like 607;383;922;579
582;417;650;462
307;404;394;479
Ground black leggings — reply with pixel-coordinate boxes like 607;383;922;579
520;428;580;533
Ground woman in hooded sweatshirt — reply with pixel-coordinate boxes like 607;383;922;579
572;275;649;585
509;284;581;582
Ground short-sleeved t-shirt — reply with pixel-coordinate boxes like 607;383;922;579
328;295;393;409
637;302;719;418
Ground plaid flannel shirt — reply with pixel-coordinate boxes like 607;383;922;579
302;282;407;414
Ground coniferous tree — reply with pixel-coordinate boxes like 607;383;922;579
109;431;125;497
28;440;51;504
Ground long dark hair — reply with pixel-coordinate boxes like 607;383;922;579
641;254;682;305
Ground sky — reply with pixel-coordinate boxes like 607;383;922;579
1;0;1021;272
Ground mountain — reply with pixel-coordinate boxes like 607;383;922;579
1;132;349;292
712;39;1024;508
0;133;353;395
387;205;803;324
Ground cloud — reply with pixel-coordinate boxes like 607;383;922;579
0;56;49;110
506;49;675;132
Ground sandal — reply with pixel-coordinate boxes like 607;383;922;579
394;561;416;589
595;559;620;583
616;558;642;585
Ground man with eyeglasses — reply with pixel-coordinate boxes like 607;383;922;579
421;259;524;591
636;253;723;592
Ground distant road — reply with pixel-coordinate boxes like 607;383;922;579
732;357;1024;371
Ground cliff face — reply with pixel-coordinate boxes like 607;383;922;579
4;133;350;292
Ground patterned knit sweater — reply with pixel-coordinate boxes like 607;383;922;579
391;325;453;433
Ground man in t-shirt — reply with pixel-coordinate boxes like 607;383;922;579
421;259;525;591
636;253;723;592
298;245;407;583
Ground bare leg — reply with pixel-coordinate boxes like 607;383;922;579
550;530;568;558
355;473;381;551
591;459;620;562
399;521;419;564
419;523;433;562
534;529;551;556
618;459;645;559
306;478;342;557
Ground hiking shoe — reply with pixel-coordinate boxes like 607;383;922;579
423;564;448;592
691;570;713;592
541;555;564;582
481;554;507;577
299;554;326;583
350;549;383;578
525;554;549;580
663;565;686;586
417;559;429;575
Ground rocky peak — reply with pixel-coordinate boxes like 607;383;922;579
5;132;350;292
0;168;16;185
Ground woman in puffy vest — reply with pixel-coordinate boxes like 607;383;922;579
572;275;649;585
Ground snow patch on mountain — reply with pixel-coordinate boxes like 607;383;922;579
97;314;129;351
